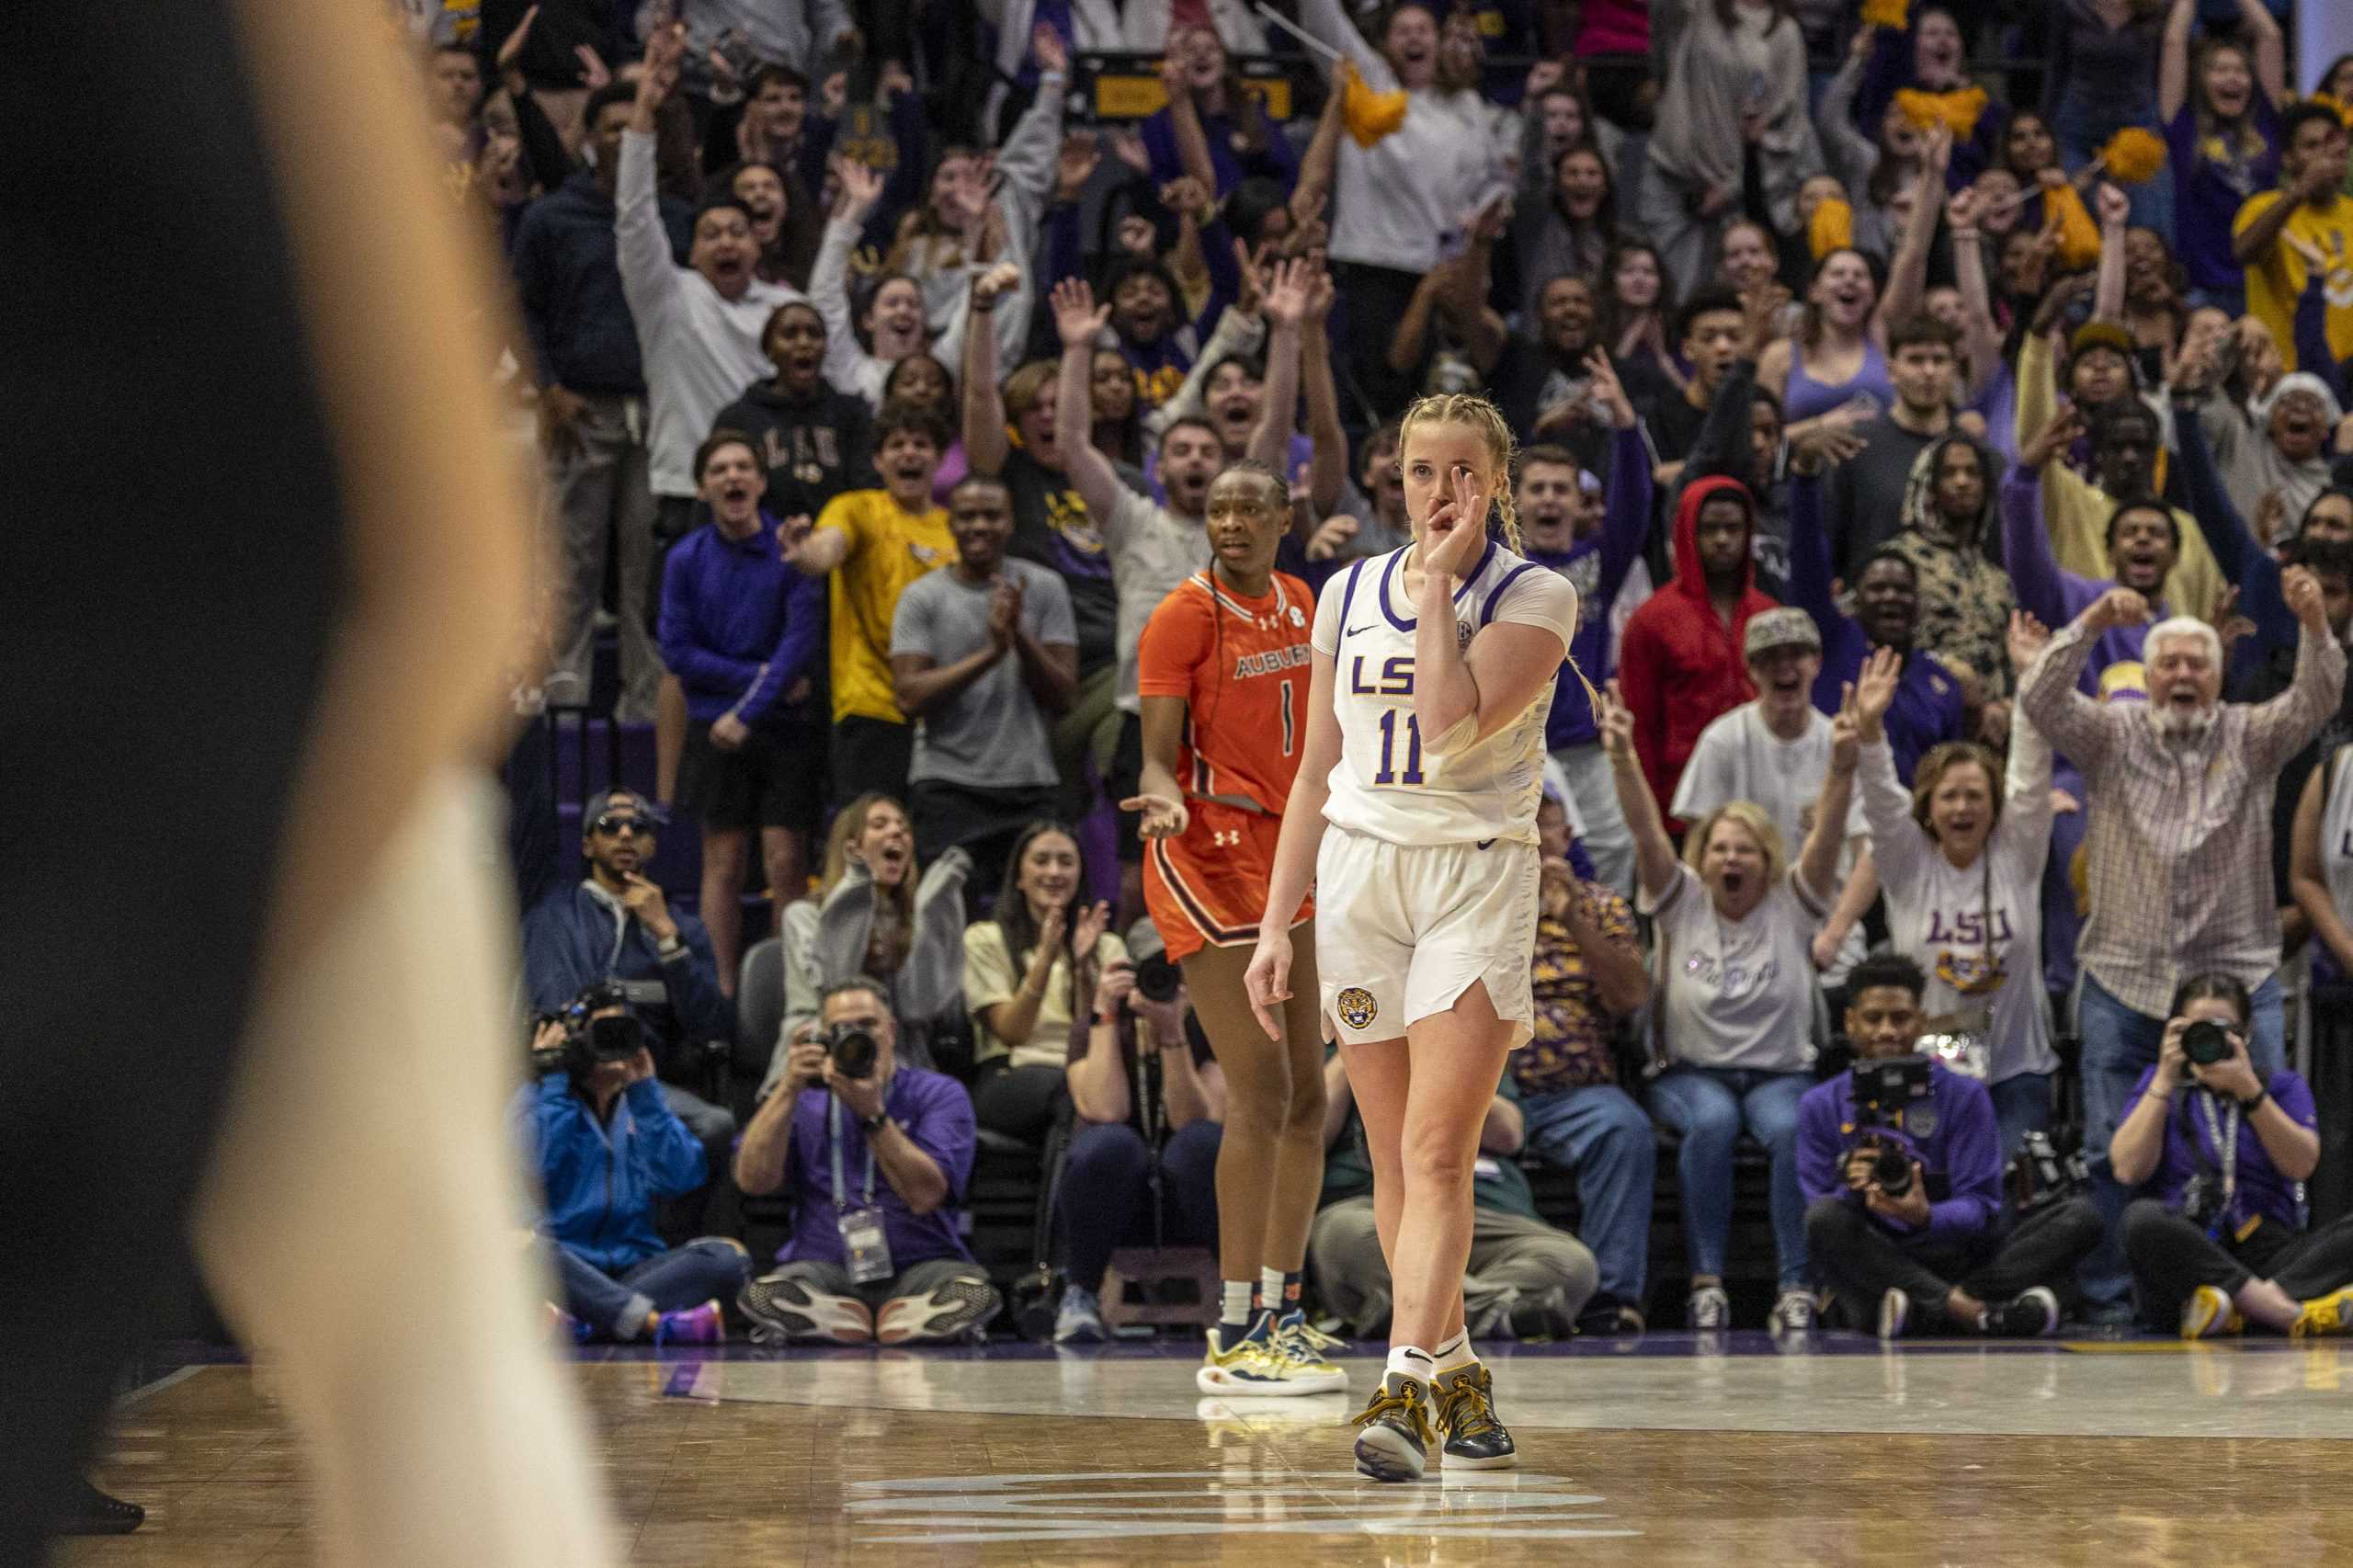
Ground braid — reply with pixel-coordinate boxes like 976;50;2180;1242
1399;391;1519;551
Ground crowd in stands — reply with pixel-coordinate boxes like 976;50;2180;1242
410;0;2353;1341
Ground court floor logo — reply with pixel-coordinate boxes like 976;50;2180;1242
843;1470;1640;1543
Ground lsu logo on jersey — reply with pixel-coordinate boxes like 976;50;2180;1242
1336;987;1379;1030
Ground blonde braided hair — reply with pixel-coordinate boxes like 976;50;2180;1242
1398;391;1523;554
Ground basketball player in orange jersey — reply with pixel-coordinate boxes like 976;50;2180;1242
1125;461;1346;1398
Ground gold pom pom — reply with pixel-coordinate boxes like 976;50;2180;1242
1809;196;1855;260
2098;127;2167;186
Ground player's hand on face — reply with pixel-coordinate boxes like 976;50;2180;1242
1243;931;1291;1041
1423;465;1487;578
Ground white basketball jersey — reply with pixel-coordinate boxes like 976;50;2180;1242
1313;540;1579;847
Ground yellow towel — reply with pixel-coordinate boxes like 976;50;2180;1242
1340;60;1408;150
1860;0;1909;28
1808;196;1855;260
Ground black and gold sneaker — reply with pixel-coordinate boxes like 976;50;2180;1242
1432;1362;1518;1470
1351;1371;1437;1482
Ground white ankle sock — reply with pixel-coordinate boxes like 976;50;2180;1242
1385;1345;1436;1383
1259;1267;1287;1314
1220;1280;1256;1329
1432;1330;1476;1373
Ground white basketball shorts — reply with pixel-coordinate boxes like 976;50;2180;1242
1313;824;1540;1049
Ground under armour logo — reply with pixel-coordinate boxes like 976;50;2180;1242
1212;829;1240;847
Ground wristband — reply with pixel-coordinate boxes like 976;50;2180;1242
2239;1088;2269;1114
860;1111;890;1135
657;935;686;958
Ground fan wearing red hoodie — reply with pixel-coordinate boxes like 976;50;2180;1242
1616;476;1779;827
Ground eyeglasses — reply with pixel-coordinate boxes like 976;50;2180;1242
592;813;653;838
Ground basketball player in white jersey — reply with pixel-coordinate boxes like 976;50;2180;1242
1245;392;1583;1483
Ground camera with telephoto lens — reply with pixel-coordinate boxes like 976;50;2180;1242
2180;1019;2235;1071
2006;1129;2091;1216
827;1021;879;1081
1849;1055;1936;1200
1135;952;1183;1005
540;981;647;1077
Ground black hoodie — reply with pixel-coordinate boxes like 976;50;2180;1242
710;379;877;525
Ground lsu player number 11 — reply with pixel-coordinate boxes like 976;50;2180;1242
1245;392;1584;1483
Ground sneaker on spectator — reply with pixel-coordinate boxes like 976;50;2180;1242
1878;1288;1911;1340
1768;1290;1815;1335
739;1272;874;1344
1982;1286;2061;1339
2292;1284;2353;1338
1687;1285;1731;1330
876;1276;1001;1344
1054;1285;1107;1344
1506;1288;1578;1342
2181;1283;2245;1340
653;1300;725;1348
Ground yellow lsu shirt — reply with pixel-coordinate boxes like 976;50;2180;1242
819;489;954;723
2234;190;2353;372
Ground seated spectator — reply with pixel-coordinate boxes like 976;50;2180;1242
521;788;737;1160
2115;973;2353;1338
2018;570;2346;1311
1616;477;1779;828
1313;1049;1597;1341
780;401;955;805
766;797;971;1091
517;984;751;1345
1601;679;1855;1332
964;822;1123;1142
1669;608;1872;977
891;475;1078;889
1052;924;1228;1343
712;299;877;526
656;431;826;992
1788;444;1970;778
1509;788;1655;1335
1855;622;2062;1158
1798;954;2098;1339
735;978;999;1343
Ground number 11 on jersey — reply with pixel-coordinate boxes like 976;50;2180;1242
1374;709;1425;786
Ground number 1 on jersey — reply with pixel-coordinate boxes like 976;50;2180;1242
1374;709;1425;786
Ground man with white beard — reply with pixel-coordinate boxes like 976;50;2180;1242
2018;570;2345;1312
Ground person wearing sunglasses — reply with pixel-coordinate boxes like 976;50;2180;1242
523;788;739;1206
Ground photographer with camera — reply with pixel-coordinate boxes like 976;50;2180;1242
515;983;752;1345
1800;954;2101;1338
1050;920;1229;1344
2114;973;2353;1338
733;977;999;1343
522;789;738;1171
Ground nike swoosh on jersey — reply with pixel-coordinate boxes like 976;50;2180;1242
1476;838;1497;850
1346;622;1378;636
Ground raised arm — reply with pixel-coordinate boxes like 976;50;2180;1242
997;25;1071;213
614;25;687;328
1248;257;1309;472
2092;183;2130;325
2157;0;2194;125
1155;49;1220;197
2001;413;2085;631
1048;278;1127;520
813;158;886;399
2238;0;2288;110
2171;383;2295;656
961;263;1021;477
1944;188;2006;400
2018;586;2143;766
1588;355;1656;601
1599;682;1682;904
1288;78;1347;233
1300;267;1347;517
1798;684;1860;905
2291;759;2353;972
2245;569;2351;773
1877;122;1951;336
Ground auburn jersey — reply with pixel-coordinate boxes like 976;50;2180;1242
1135;570;1315;814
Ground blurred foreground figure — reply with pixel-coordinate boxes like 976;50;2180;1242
0;3;617;1564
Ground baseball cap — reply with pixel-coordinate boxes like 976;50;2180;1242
1744;608;1823;659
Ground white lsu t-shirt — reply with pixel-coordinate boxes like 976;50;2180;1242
1643;862;1826;1074
1312;540;1579;847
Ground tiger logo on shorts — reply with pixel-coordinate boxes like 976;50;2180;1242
1336;986;1379;1029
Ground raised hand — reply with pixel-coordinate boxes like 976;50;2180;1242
639;20;685;102
2018;403;2086;472
1598;680;1636;762
1583;349;1636;430
574;42;611;89
1306;513;1360;561
2087;585;2151;632
1944;186;1982;235
1302;263;1336;325
1120;791;1190;839
1051;277;1108;348
1055;131;1100;204
1108;128;1151;176
830;154;884;223
1524;57;1565;100
1032;20;1069;76
776;513;819;570
972;259;1023;310
875;60;915;106
1790;420;1869;473
2095;181;2130;230
2284;564;2331;634
1922;120;1954;177
1232;239;1274;316
1158;176;1207;222
2030;272;2095;335
496;4;539;87
1829;680;1861;771
1852;645;1902;735
1742;283;1793;358
2006;608;2052;674
1262;256;1312;329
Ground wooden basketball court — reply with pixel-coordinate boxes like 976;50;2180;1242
61;1338;2353;1566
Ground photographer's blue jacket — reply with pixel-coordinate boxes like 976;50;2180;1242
511;1074;707;1274
1796;1060;2003;1243
522;881;733;1056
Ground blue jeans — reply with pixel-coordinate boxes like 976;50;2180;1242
2075;970;2283;1306
553;1236;752;1339
1518;1082;1658;1303
1647;1067;1813;1289
1988;1072;2054;1165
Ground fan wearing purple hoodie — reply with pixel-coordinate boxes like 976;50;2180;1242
1800;952;2100;1339
1519;350;1654;895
